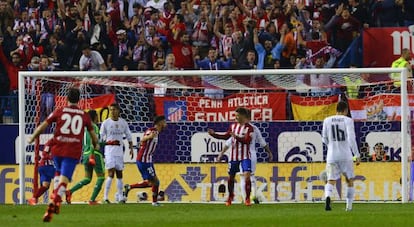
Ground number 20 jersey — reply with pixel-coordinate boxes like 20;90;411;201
46;105;93;160
322;115;359;163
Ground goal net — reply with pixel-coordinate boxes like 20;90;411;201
18;68;411;204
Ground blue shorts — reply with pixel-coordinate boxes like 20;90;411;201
53;157;78;181
39;165;55;183
137;161;156;180
228;159;251;176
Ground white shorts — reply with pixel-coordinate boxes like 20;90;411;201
326;161;355;181
105;155;124;171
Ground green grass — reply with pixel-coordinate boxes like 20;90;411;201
1;203;413;227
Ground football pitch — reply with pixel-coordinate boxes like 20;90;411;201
0;203;413;227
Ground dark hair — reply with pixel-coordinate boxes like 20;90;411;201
88;109;98;122
374;142;384;148
235;107;250;118
67;87;80;103
154;115;166;124
110;103;120;110
336;101;348;112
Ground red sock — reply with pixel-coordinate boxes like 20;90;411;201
228;178;235;197
245;179;251;200
152;185;159;202
131;181;150;188
34;186;48;199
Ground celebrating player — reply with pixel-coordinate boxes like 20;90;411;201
28;138;56;205
124;115;167;206
210;107;254;206
66;110;105;205
322;101;360;211
100;103;133;203
28;87;99;222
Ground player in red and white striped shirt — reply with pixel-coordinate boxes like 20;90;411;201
124;116;167;206
209;107;254;206
28;138;56;205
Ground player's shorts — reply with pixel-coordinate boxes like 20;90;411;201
39;165;55;183
105;155;124;170
326;161;355;181
137;161;156;180
228;159;251;176
53;156;78;181
239;153;257;175
82;151;104;174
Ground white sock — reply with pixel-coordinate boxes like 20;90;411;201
239;175;246;201
117;178;124;200
346;186;355;210
250;175;257;199
324;183;334;199
53;176;59;190
104;177;113;200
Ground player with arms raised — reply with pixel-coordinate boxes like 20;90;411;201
322;101;360;211
100;103;133;203
210;107;254;206
28;87;99;222
124;115;167;206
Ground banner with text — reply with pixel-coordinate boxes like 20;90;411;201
154;93;287;122
363;27;414;68
0;163;403;204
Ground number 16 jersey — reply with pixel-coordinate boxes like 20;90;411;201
322;115;359;163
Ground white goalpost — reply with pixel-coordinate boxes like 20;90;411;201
18;68;410;204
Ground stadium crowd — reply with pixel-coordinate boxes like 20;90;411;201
0;0;413;123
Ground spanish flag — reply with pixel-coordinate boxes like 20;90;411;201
290;95;339;121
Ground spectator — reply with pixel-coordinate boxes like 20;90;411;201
79;44;107;71
166;28;194;69
89;10;112;63
369;142;390;162
195;47;232;98
403;0;414;26
371;0;403;27
191;10;212;59
132;34;149;67
324;4;360;52
112;29;133;70
280;22;297;68
149;36;166;70
43;34;65;70
348;0;370;28
0;37;26;123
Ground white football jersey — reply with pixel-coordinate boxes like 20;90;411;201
322;115;359;163
100;118;132;157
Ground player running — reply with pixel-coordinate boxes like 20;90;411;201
66;110;105;205
210;107;254;206
322;101;360;211
28;138;56;205
28;87;99;222
100;103;133;203
124;115;167;206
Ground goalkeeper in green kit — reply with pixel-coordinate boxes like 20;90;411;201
66;110;105;205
